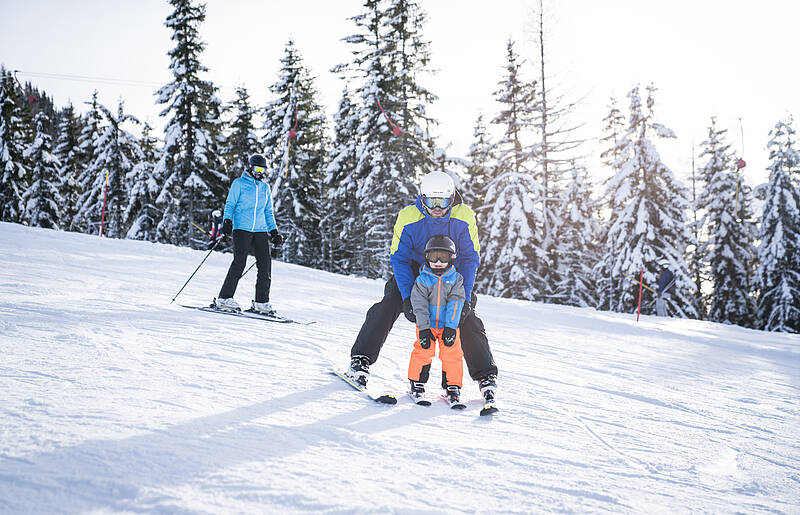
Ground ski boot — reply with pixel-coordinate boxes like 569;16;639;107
214;297;240;312
344;355;370;388
445;385;466;410
251;301;276;315
478;374;498;416
409;380;430;406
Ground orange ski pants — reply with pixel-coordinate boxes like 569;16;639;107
408;327;463;388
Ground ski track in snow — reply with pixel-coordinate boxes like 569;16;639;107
0;222;798;514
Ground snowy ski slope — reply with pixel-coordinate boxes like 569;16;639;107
0;222;798;513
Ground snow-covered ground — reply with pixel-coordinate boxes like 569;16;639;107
0;222;798;514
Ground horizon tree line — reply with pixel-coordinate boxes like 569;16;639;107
0;0;797;333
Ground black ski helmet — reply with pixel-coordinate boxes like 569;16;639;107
248;154;267;168
424;234;457;264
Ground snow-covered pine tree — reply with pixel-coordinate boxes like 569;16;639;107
323;87;361;275
222;85;259;177
757;118;800;333
77;101;142;239
125;122;162;241
594;95;627;310
154;0;228;247
72;92;103;233
476;39;545;300
596;85;697;318
261;39;327;269
20;82;58;138
333;0;437;278
54;103;84;231
686;144;706;319
464;113;497;213
529;0;586;297
21;111;61;229
381;0;438;179
695;117;758;326
0;67;30;223
550;165;599;307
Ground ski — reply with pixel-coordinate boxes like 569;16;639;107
441;396;467;410
409;392;431;406
480;404;499;416
179;304;314;325
330;370;397;405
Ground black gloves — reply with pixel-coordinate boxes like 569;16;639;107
418;328;433;349
459;300;472;324
221;219;233;236
402;297;416;323
269;229;283;247
442;327;457;347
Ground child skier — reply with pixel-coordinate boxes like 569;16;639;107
408;234;467;408
214;153;283;314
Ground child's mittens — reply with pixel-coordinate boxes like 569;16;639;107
418;328;433;349
442;327;457;346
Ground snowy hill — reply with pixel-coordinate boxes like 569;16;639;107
0;222;798;514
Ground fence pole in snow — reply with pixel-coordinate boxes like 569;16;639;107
636;266;644;321
99;170;109;237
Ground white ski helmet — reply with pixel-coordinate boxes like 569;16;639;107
420;171;455;199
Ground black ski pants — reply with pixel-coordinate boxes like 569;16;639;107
351;275;497;381
218;230;272;303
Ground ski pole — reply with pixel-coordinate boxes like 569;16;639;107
628;275;657;294
170;237;223;303
239;261;256;280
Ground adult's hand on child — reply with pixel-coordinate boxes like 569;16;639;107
418;328;433;349
459;301;472;324
442;327;457;346
402;297;416;323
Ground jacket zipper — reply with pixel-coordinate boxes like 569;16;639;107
251;180;258;232
435;276;442;328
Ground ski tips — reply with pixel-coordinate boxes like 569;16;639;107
480;405;499;416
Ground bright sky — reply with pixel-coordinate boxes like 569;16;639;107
2;0;797;188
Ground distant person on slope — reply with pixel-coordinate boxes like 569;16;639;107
214;153;283;315
344;171;498;409
408;235;466;408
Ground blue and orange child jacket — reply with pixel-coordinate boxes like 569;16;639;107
410;264;466;331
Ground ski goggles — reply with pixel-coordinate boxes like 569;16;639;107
252;165;266;175
422;195;452;210
426;250;454;264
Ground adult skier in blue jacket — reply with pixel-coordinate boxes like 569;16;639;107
214;154;283;314
345;171;498;406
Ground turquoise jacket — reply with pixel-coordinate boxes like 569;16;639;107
223;173;277;233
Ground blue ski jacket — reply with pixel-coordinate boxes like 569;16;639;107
222;173;277;233
390;195;481;302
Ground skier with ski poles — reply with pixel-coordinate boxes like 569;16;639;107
344;171;498;411
408;234;467;409
213;154;283;315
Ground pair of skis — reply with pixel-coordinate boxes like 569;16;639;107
331;369;497;416
179;303;314;325
409;390;466;410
